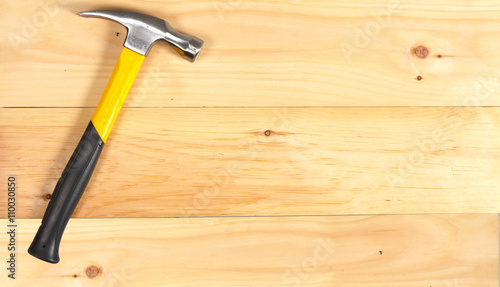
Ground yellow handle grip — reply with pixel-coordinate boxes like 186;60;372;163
91;47;145;143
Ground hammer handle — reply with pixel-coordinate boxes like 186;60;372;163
28;121;104;263
29;48;144;263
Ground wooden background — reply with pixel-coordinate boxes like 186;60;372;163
1;0;499;285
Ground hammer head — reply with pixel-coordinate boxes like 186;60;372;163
78;10;203;61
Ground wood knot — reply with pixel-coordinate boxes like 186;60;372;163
264;130;272;136
416;75;423;81
45;194;52;200
414;45;428;59
86;266;100;279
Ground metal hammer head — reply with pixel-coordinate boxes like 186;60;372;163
78;10;203;61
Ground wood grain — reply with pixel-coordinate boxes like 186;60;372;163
1;214;497;286
1;0;499;285
2;107;500;218
2;0;500;107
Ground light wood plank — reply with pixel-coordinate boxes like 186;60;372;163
2;0;500;107
1;215;497;286
2;107;500;218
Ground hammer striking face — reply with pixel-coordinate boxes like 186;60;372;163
28;10;203;264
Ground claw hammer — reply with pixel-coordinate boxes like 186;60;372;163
28;10;203;264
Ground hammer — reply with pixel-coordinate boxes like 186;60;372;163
28;10;203;264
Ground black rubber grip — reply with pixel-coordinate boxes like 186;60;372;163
28;121;104;264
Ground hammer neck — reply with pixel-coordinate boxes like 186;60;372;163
91;47;145;143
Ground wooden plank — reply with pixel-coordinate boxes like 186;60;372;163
2;0;500;107
1;214;497;286
2;107;500;218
